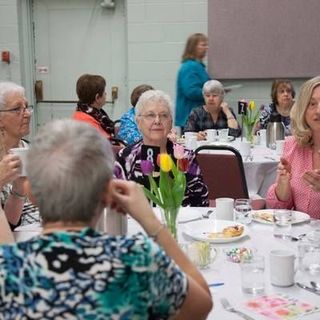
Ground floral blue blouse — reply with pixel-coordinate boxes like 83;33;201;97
0;228;188;319
117;107;142;145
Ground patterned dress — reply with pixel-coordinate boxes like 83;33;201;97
0;228;188;319
114;140;209;207
184;106;241;137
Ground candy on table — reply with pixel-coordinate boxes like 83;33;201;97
225;247;255;263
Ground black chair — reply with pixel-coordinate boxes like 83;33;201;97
195;145;249;200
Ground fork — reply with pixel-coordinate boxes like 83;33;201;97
221;298;255;320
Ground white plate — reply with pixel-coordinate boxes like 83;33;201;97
252;210;310;225
182;220;248;243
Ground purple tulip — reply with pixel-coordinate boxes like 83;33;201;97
141;160;154;175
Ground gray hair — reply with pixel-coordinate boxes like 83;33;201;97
26;119;114;224
0;82;25;110
202;80;225;99
135;89;173;117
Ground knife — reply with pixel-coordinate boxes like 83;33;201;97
296;282;320;295
178;217;202;224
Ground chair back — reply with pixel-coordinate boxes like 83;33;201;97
195;145;249;200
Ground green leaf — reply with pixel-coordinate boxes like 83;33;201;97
159;170;175;208
143;187;163;207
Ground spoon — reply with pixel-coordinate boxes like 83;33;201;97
202;209;214;219
310;281;320;291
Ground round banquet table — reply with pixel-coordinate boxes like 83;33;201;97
128;207;320;320
14;207;320;320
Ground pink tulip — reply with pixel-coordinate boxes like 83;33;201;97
173;144;185;159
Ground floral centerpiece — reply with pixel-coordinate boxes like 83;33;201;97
242;100;260;144
141;144;187;240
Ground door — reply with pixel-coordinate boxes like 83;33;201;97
32;0;127;128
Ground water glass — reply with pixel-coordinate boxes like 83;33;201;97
273;209;292;240
184;241;214;269
234;199;252;224
298;241;320;276
218;128;229;142
240;255;265;294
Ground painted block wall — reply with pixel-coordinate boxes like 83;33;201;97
127;0;208;106
0;0;309;124
0;0;21;83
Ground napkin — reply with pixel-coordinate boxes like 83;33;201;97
244;294;320;320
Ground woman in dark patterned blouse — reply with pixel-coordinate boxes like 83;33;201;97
0;119;212;318
114;89;209;207
184;79;241;140
257;79;295;136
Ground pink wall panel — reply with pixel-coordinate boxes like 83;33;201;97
208;0;320;79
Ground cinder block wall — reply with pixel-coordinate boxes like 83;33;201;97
0;0;21;83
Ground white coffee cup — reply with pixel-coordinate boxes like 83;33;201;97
276;140;285;156
185;136;197;150
218;129;229;142
215;197;234;220
238;141;251;158
206;129;217;142
183;132;197;139
270;250;296;287
257;129;267;146
10;147;28;176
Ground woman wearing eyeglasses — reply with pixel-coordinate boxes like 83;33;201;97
114;90;209;207
0;81;39;229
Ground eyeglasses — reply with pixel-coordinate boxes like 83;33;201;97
0;105;33;115
139;112;171;122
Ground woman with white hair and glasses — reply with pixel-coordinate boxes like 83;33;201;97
0;119;212;318
184;80;241;140
267;76;320;219
0;81;39;229
114;89;209;207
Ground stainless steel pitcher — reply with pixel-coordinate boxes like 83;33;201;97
266;113;285;149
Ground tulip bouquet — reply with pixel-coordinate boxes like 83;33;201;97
141;144;187;239
242;100;260;144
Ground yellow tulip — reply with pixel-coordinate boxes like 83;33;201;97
159;153;172;172
249;100;256;110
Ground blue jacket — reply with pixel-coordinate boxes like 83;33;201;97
175;59;210;127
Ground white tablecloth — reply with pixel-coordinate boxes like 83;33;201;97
128;207;320;320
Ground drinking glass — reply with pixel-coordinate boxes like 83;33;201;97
273;209;292;240
240;255;265;294
234;199;252;224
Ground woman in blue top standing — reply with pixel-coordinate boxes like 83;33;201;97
175;33;211;130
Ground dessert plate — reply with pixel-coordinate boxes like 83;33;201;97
252;210;310;225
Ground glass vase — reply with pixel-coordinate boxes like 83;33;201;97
245;125;255;144
161;207;180;240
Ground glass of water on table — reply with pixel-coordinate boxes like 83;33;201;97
234;199;252;224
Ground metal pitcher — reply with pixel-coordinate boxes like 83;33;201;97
266;113;285;149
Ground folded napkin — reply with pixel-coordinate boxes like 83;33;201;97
244;294;320;320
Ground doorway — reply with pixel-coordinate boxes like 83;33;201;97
31;0;127;129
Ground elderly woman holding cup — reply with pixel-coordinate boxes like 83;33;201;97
114;89;209;207
184;80;241;140
0;81;39;229
266;76;320;219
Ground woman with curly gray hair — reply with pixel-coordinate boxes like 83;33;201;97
266;76;320;219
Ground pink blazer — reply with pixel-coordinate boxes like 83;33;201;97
266;136;320;219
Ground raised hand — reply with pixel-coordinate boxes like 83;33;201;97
302;169;320;192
